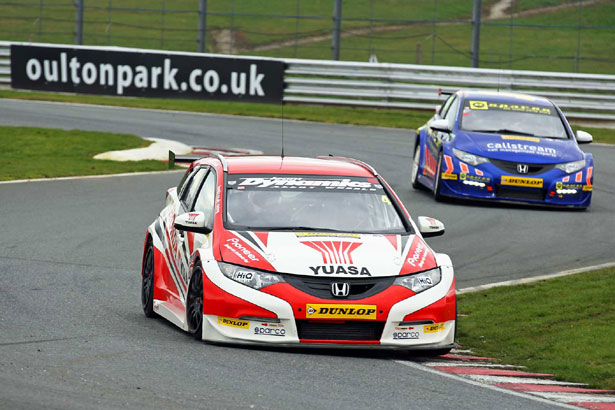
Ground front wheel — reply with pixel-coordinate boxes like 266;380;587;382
411;145;423;190
433;152;444;201
141;240;156;318
186;262;204;340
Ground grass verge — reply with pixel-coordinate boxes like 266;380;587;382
0;126;174;181
3;90;614;144
457;266;615;390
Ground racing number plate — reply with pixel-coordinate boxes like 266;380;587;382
305;304;377;320
501;175;543;188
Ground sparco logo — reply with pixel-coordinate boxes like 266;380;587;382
309;265;371;276
301;241;362;264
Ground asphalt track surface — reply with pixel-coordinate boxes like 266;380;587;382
1;99;613;410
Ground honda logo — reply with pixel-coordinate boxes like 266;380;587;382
331;282;350;298
517;164;529;174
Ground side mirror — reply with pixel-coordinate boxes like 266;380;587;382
417;216;445;238
174;212;212;235
430;118;451;133
575;130;593;144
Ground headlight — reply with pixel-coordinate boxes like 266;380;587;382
453;148;490;166
393;267;441;293
555;159;585;174
218;262;284;289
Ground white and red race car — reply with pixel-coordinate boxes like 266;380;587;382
141;154;456;353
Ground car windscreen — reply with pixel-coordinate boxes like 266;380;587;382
459;99;569;139
225;174;408;234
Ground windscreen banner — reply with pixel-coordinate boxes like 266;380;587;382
10;44;285;104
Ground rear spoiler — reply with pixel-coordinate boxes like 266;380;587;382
438;88;454;97
168;150;228;171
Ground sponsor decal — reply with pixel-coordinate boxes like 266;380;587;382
186;212;200;225
229;175;381;192
460;173;490;182
582;185;593;191
557;182;588;190
501;175;543;188
467;101;551;115
309;265;371;276
407;240;429;269
441;173;457;180
486;142;557;158
459;162;469;173
301;241;362;265
254;327;286;336
381;195;392;205
393;331;420;340
424;322;445;333
469;100;488;110
305;304;377;320
224;237;260;263
296;233;361;239
218;316;249;329
501;135;541;143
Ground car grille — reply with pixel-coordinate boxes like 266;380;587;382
490;159;555;176
496;187;545;201
296;320;385;341
284;275;395;300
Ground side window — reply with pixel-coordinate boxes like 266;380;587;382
444;96;460;129
177;168;194;195
181;168;208;211
438;95;455;118
193;171;217;225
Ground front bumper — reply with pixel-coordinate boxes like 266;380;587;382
438;156;593;208
199;258;455;349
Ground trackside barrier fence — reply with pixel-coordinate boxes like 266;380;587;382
1;41;614;121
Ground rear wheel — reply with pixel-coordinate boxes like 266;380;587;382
141;240;156;318
186;262;204;340
433;152;444;201
411;145;423;190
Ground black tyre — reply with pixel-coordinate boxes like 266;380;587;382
411;144;423;190
186;262;204;340
433;151;444;201
141;240;156;318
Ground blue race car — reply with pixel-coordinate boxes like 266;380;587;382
411;90;594;209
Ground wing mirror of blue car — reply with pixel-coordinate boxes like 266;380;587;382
430;119;451;133
575;130;593;144
174;212;213;235
417;216;445;238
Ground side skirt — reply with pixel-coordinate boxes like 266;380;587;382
153;299;189;331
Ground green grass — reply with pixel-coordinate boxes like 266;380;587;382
1;1;613;73
0;89;432;129
0;126;174;180
256;2;615;74
457;267;615;390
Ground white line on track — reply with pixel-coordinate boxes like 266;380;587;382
394;360;580;409
0;169;182;185
532;393;615;403
457;261;615;294
421;362;525;368
462;375;587;386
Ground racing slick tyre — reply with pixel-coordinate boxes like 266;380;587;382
186;262;204;340
433;152;444;201
411;144;425;190
141;239;157;318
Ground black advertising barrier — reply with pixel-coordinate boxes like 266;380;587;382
10;44;285;104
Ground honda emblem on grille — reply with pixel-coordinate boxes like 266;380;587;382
331;282;350;297
517;164;529;174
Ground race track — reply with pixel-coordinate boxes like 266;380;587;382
1;99;613;409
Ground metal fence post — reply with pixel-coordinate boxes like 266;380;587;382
471;0;481;68
198;0;207;52
74;0;84;45
331;0;342;60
